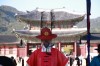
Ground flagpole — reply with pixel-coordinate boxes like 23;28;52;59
51;9;54;30
86;0;91;66
41;12;44;29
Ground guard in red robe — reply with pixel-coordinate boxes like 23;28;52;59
27;27;69;66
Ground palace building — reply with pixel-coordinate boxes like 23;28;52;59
0;8;92;58
14;8;87;57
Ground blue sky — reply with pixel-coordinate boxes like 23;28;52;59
0;0;100;18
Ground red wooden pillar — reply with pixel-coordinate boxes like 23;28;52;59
58;42;61;51
17;46;18;57
85;43;87;58
4;45;6;56
36;44;38;50
74;41;77;58
26;43;29;56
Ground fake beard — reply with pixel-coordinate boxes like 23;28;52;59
43;43;54;55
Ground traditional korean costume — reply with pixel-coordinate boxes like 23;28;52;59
27;48;69;66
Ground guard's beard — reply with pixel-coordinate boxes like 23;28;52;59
44;43;49;48
49;43;54;47
44;43;54;55
44;43;54;48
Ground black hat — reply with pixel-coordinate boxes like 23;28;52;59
0;56;16;66
95;44;100;51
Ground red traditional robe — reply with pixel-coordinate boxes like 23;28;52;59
27;48;69;66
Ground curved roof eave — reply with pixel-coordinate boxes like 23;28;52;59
14;31;87;43
17;15;85;24
14;28;87;42
15;8;85;24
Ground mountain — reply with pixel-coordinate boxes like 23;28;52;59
0;5;27;35
0;5;100;35
76;17;100;33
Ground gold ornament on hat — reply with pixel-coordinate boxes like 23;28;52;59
44;31;49;36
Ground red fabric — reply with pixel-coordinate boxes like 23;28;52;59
27;48;69;66
36;27;57;40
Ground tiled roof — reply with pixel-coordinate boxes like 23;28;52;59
0;35;19;44
14;28;87;36
16;8;85;22
81;33;100;43
14;28;87;42
82;33;100;40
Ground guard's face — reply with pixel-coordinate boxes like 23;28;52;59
42;40;51;48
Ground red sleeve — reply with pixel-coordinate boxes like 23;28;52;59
57;49;69;66
27;49;39;66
